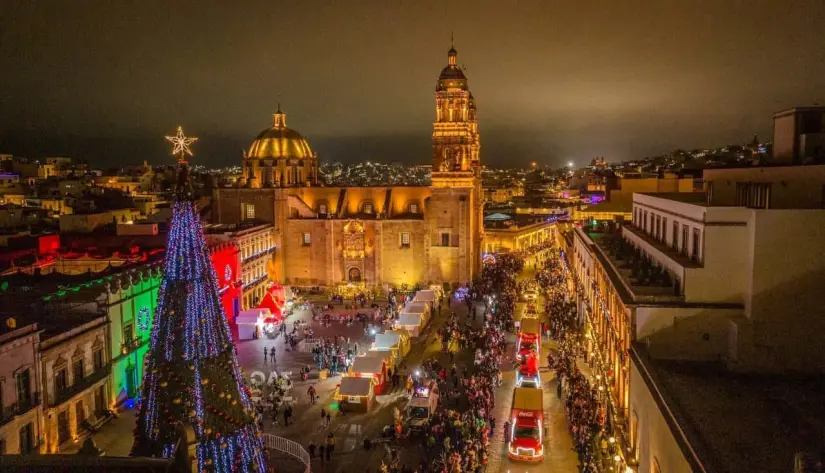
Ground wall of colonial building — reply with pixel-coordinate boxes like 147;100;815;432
214;183;480;288
40;317;110;453
0;324;43;454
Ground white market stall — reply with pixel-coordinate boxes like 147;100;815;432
413;290;436;304
236;309;270;341
335;376;376;412
351;353;390;394
373;330;411;358
396;312;426;337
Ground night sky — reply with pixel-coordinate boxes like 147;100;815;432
2;0;824;169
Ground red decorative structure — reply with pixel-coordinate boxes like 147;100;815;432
208;241;242;330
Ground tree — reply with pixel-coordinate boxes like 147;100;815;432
131;164;266;472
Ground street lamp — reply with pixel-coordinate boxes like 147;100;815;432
567;161;574;168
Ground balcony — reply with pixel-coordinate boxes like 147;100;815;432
243;275;268;291
242;246;276;264
623;224;702;269
51;364;110;407
0;392;41;427
586;228;683;304
120;335;144;356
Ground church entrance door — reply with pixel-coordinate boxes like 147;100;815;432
348;267;362;283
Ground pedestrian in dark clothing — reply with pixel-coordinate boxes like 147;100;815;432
263;347;268;363
319;445;325;463
490;417;496;435
307;441;316;459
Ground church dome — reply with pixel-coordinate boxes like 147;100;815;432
246;107;314;160
437;47;468;91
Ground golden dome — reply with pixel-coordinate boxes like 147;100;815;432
246;108;314;160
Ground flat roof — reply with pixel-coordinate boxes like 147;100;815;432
633;345;825;473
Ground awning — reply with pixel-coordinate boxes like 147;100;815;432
339;377;373;396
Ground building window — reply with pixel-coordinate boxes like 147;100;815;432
400;232;411;248
93;349;104;371
643;211;648;232
302;232;311;246
55;367;68;396
409;203;419;214
681;224;689;255
735;182;771;209
318;203;328;215
362;202;374;214
72;358;85;384
672;221;678;248
75;400;86;432
654;215;660;239
692;228;701;261
245;203;255;219
19;423;34;454
16;369;31;405
124;324;134;347
661;217;667;242
440;232;451;247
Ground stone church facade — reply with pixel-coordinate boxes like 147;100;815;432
212;47;483;288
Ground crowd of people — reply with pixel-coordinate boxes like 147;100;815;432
310;336;357;376
540;249;608;473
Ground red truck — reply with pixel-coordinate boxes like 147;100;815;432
508;387;545;462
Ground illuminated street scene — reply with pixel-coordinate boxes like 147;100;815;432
3;2;825;473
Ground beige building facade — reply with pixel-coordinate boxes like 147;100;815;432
213;47;483;289
40;316;110;453
0;322;43;455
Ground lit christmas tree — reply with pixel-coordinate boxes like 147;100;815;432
131;127;266;472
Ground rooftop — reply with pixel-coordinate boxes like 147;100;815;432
634;344;825;473
636;192;708;205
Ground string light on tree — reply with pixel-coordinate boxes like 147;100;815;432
130;130;266;472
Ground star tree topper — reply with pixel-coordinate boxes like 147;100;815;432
165;126;198;163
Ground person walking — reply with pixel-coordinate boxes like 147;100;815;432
321;408;327;427
326;410;332;426
489;417;496;436
504;420;511;443
263;346;268;363
307;440;317;459
318;445;325;464
325;433;335;461
307;385;317;404
271;348;276;364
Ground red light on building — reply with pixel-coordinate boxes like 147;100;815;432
208;241;242;329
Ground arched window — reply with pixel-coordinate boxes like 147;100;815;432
348;267;361;282
317;201;329;216
408;202;420;214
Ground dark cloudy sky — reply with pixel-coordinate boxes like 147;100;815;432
2;0;824;169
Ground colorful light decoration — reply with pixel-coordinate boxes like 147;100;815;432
137;307;151;331
131;135;265;472
165;126;198;162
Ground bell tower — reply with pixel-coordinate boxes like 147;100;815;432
428;44;484;284
431;46;480;174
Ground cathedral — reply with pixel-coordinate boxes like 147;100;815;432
212;46;483;289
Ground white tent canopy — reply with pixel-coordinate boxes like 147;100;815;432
236;309;268;325
402;302;428;314
398;313;424;327
339;377;372;396
352;356;386;375
374;333;402;350
413;290;436;303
